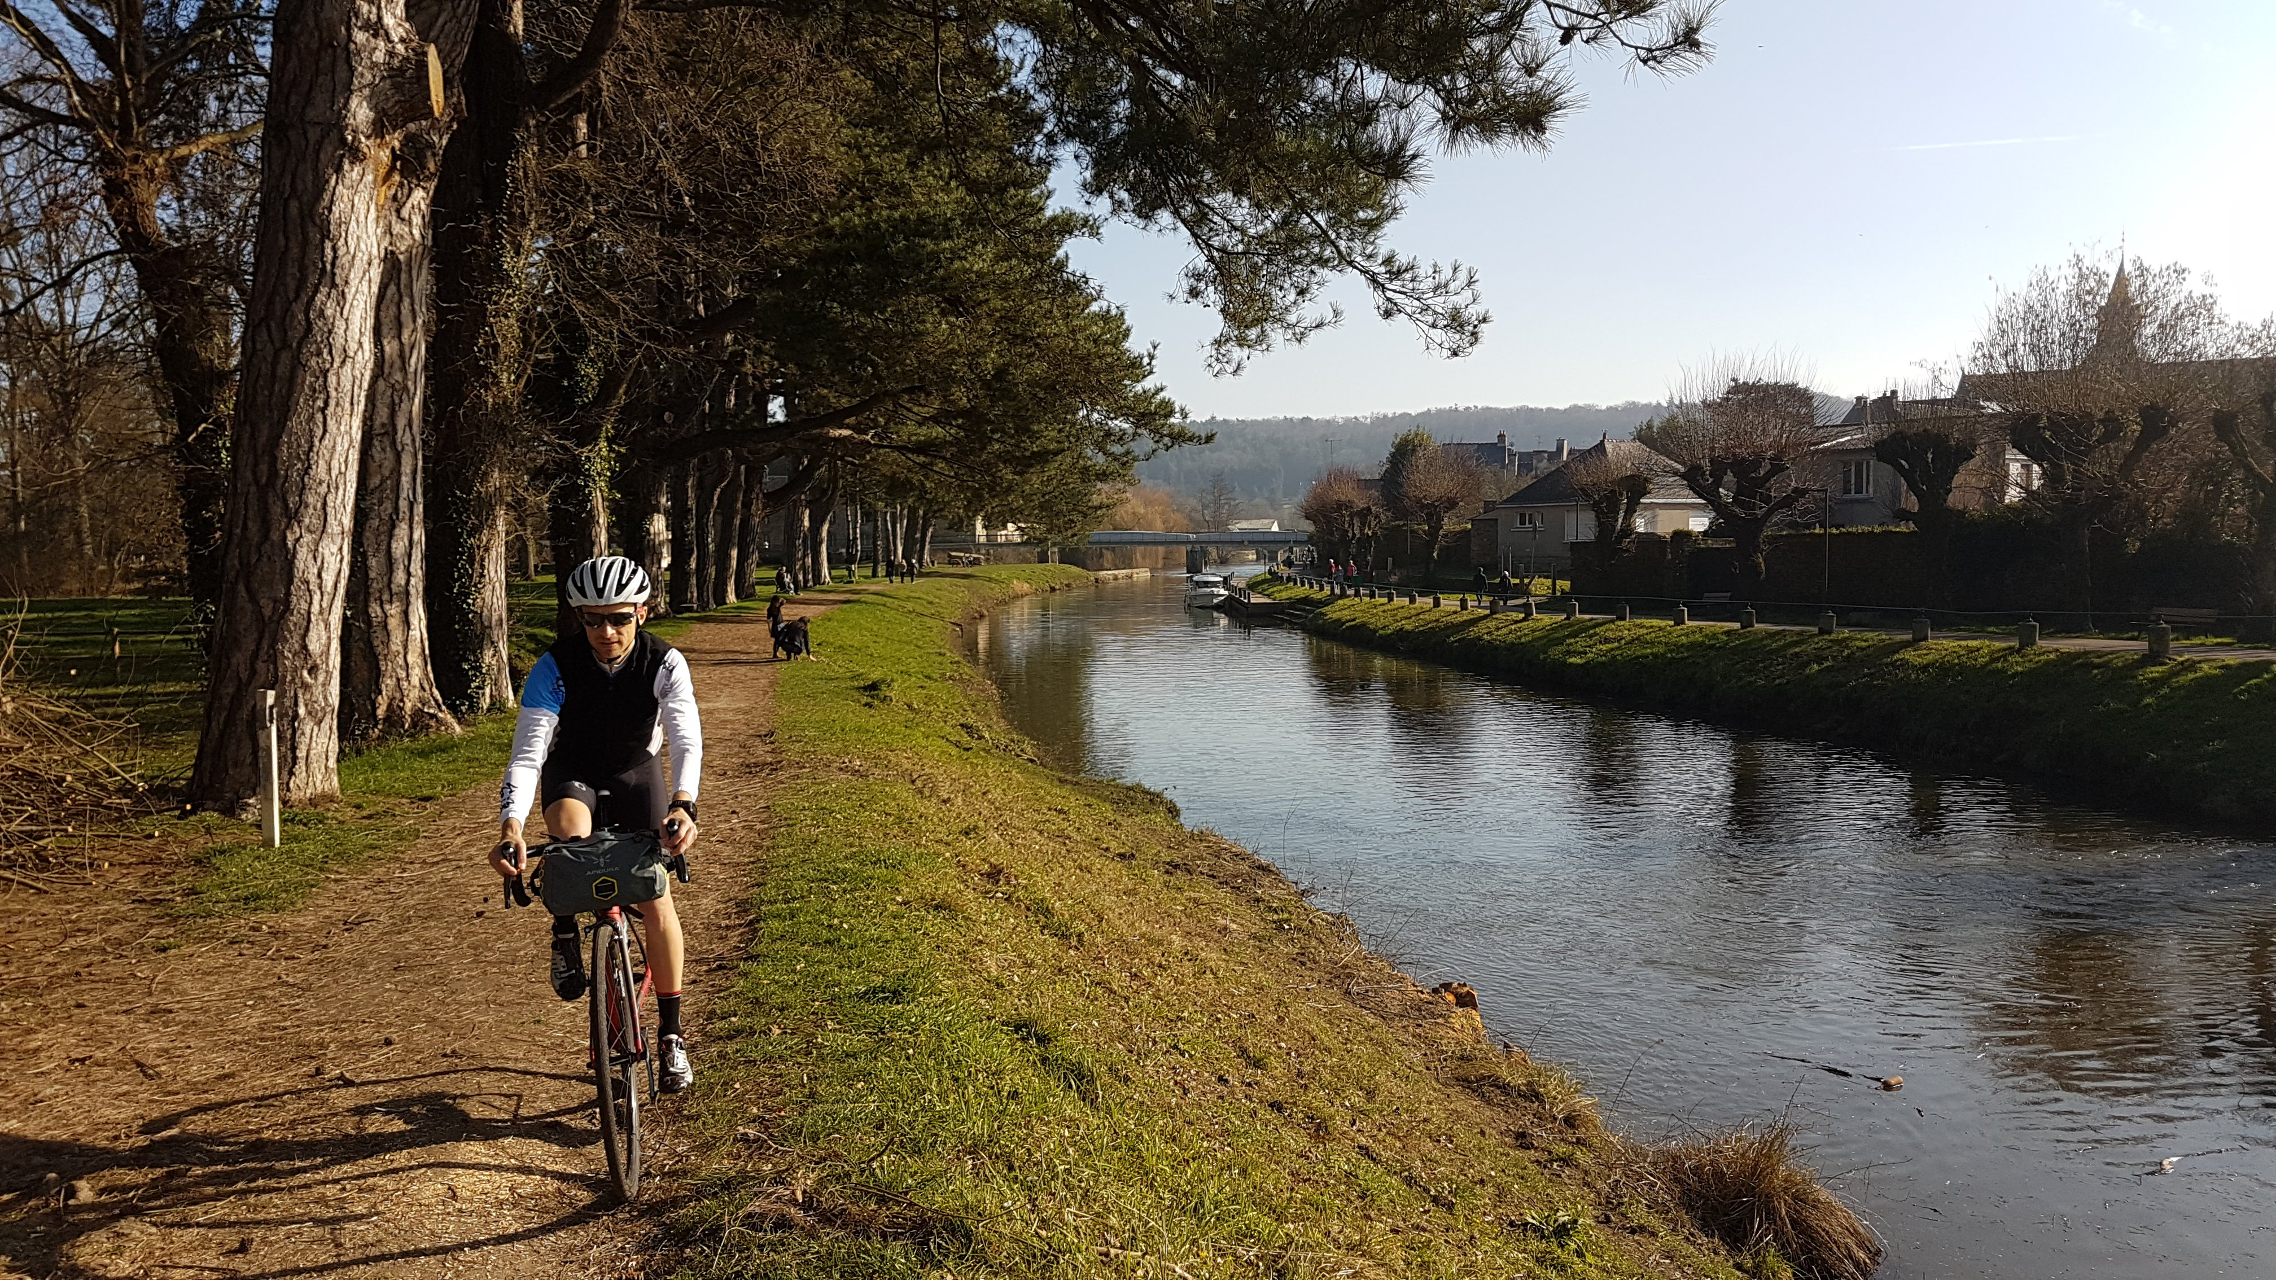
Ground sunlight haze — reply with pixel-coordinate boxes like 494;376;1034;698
1062;0;2276;420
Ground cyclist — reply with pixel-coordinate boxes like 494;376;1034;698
490;555;704;1093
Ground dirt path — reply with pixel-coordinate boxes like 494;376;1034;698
0;593;840;1279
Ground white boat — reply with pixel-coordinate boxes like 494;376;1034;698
1183;572;1231;609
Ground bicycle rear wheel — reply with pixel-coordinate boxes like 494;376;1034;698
590;918;643;1199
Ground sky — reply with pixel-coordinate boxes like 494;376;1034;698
1055;0;2276;420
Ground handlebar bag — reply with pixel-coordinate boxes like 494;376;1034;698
534;830;668;916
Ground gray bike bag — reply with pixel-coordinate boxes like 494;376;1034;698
535;831;667;917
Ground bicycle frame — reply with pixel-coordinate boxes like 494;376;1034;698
596;903;656;1097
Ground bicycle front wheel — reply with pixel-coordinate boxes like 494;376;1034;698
590;918;643;1200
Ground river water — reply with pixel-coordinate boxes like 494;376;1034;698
962;571;2276;1279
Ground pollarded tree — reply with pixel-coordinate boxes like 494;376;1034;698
1638;359;1822;596
1299;466;1385;564
1397;446;1489;576
2210;388;2276;618
1562;440;1660;567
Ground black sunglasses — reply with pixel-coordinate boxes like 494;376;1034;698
580;610;639;630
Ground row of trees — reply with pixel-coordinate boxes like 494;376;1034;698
0;0;1719;808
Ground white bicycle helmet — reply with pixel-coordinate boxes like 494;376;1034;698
565;555;653;607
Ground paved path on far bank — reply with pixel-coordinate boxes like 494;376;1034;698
1284;581;2276;662
0;589;848;1280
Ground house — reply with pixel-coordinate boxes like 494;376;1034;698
1803;392;2023;527
1226;518;1282;533
1469;437;1710;573
1438;433;1572;488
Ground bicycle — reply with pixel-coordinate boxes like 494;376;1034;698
500;822;692;1201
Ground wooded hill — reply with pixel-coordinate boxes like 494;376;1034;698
1139;403;1660;504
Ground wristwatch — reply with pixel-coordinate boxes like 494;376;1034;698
668;798;698;823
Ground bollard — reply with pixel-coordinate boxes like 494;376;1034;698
1522;596;1537;619
1912;617;1931;643
1739;608;1757;630
1431;593;1441;608
2148;619;2172;661
2018;618;2039;649
1818;611;1837;635
1617;602;1631;621
1565;599;1580;620
258;689;281;849
1406;590;1417;605
1672;604;1688;626
1458;594;1469;611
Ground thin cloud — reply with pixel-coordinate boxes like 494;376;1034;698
1895;135;2079;152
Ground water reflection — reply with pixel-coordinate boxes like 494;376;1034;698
963;574;2276;1279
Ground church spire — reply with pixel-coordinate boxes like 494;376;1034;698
2091;257;2140;362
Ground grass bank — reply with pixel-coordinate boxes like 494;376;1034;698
7;578;777;917
1257;578;2276;832
662;565;1756;1280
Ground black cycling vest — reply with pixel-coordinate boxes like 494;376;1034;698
545;629;672;778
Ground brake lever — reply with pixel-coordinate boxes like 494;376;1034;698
496;843;533;908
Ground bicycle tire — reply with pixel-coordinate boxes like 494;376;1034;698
591;918;643;1199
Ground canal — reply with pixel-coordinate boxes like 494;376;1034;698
963;571;2276;1279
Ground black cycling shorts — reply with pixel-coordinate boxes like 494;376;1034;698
540;754;669;832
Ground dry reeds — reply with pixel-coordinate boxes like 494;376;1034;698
1628;1120;1881;1280
0;614;155;888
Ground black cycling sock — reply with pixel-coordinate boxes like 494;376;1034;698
551;915;579;938
658;992;683;1040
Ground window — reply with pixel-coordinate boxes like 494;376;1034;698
1512;511;1542;530
2007;457;2040;501
1840;459;1873;497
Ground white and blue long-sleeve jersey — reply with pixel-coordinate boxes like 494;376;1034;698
499;634;704;824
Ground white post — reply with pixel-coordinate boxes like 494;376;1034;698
259;689;281;848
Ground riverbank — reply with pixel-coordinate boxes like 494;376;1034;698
1256;578;2276;832
657;566;1759;1279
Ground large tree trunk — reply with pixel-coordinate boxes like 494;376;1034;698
623;462;671;587
709;461;744;606
733;464;762;598
668;460;699;613
343;133;459;743
690;455;723;610
545;452;610;634
807;493;834;586
191;0;436;808
424;0;528;714
786;499;810;586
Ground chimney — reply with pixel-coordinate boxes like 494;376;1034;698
1553;438;1569;462
1496;431;1507;446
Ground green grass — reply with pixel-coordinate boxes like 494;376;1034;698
1257;577;2276;831
0;574;791;918
659;565;1741;1279
5;596;207;770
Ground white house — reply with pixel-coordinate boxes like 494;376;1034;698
1469;437;1711;572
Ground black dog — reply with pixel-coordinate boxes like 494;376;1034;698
772;615;814;661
